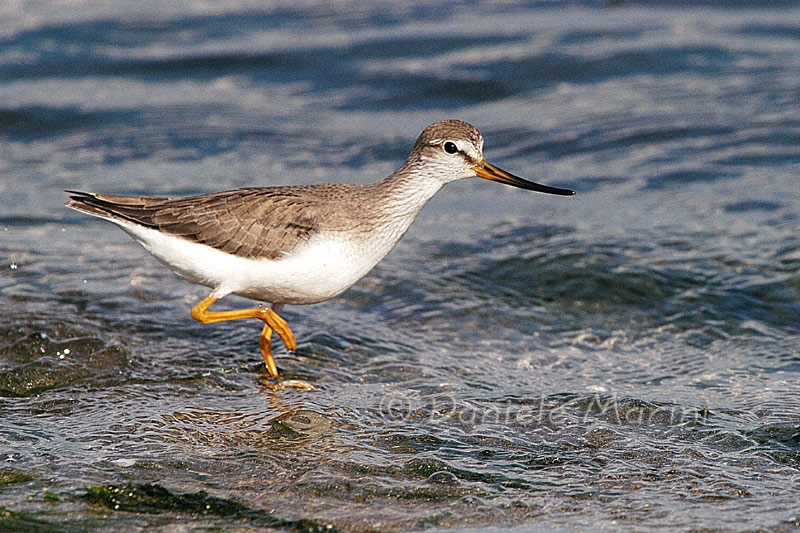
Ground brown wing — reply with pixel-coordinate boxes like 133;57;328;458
66;188;321;260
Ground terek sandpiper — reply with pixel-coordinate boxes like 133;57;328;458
66;120;574;381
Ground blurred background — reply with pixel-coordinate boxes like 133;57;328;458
1;1;799;531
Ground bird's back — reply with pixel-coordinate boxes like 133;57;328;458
66;185;372;261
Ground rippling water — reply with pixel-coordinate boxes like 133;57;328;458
2;1;799;531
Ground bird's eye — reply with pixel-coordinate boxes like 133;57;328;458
443;141;459;154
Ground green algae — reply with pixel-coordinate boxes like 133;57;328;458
84;483;340;532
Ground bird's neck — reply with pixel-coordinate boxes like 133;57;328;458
374;160;445;220
354;160;446;250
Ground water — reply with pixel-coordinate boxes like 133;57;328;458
2;1;799;530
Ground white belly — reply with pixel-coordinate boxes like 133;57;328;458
111;219;394;305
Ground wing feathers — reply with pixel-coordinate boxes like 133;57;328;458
66;188;324;260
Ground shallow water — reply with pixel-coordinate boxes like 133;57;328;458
2;1;799;531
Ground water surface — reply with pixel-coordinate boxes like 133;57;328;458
1;1;799;531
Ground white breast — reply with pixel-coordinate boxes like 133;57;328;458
110;219;399;305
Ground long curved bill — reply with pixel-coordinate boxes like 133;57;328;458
472;160;575;196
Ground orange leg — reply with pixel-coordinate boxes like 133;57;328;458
190;294;295;378
258;323;278;377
